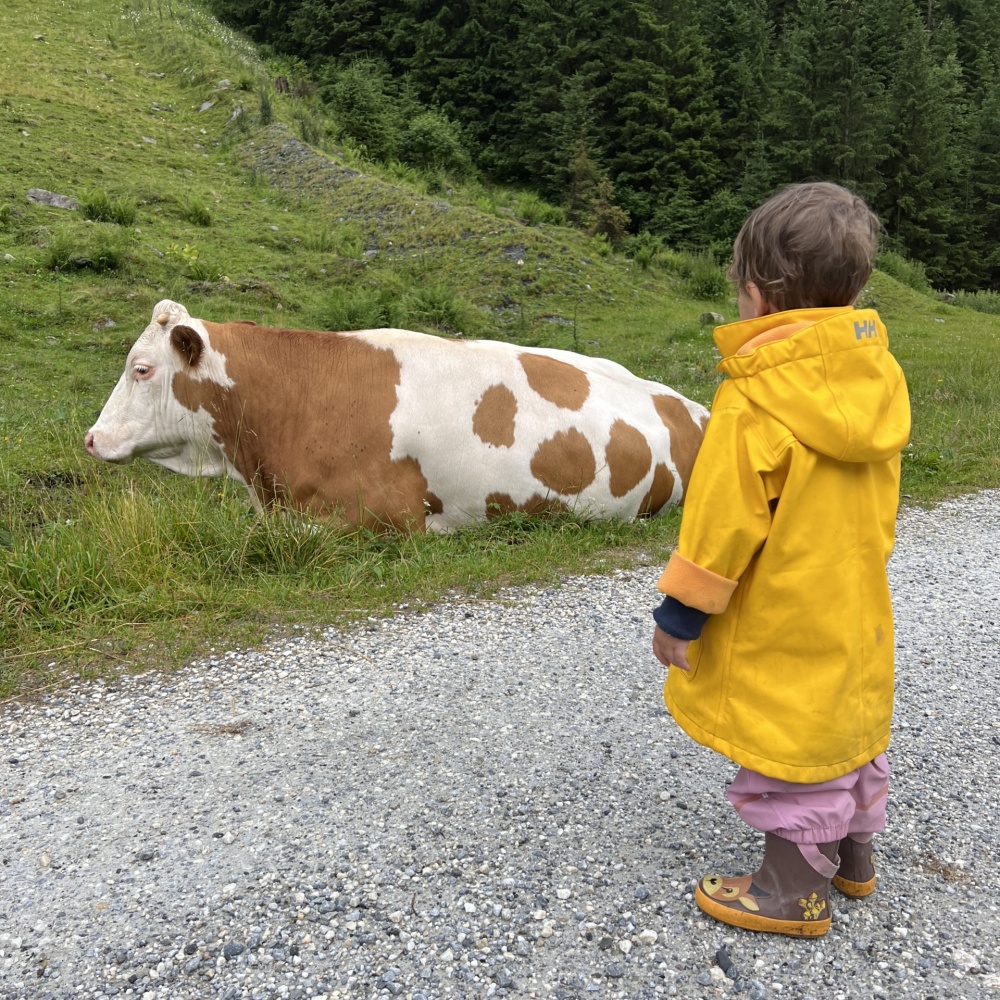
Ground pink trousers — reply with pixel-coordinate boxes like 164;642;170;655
726;753;889;847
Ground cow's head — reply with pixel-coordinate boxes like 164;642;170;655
85;300;233;477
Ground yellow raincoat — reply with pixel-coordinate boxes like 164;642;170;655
658;306;911;782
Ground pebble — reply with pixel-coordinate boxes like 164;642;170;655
0;492;997;998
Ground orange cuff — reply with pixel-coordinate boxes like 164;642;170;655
657;551;738;614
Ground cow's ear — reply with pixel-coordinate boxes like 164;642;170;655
170;324;204;368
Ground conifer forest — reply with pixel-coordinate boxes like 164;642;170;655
206;0;1000;290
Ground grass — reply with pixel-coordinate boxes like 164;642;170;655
0;460;682;696
953;289;1000;315
1;0;998;697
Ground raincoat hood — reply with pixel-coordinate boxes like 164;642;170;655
714;307;910;462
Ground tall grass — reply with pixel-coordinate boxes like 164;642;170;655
41;224;136;274
512;191;566;227
317;285;405;330
953;289;1000;315
181;196;213;227
404;283;480;334
302;223;364;255
0;464;674;696
81;190;138;227
654;249;731;301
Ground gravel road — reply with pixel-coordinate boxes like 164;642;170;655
2;492;998;1000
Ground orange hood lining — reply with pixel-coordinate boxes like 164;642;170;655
736;321;814;356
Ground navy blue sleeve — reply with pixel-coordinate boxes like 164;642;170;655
652;595;711;641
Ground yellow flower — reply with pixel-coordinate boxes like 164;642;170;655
798;893;827;920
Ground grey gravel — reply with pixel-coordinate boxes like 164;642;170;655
2;492;999;1000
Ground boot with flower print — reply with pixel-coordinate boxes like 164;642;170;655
832;835;876;898
695;833;840;938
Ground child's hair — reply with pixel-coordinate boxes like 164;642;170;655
729;181;881;311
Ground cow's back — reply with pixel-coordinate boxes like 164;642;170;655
353;329;708;529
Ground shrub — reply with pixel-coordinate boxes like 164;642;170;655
296;109;325;147
624;231;663;270
321;60;399;161
513;191;565;227
403;284;477;334
258;86;273;126
317;286;405;331
42;225;134;273
875;251;932;294
397;110;470;174
682;251;731;301
587;177;630;250
182;197;213;227
81;190;138;227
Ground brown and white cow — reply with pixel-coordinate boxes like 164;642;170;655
85;300;709;531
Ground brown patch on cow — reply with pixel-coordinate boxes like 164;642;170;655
605;419;653;498
423;492;444;515
172;368;229;421
529;428;596;495
653;394;705;501
519;353;590;410
485;492;570;519
638;463;677;517
172;321;431;531
473;384;517;447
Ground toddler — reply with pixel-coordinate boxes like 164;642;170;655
652;181;911;937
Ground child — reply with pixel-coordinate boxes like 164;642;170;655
652;181;911;938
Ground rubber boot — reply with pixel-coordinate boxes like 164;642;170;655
695;833;839;937
832;836;876;898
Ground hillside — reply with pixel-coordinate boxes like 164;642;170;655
0;0;735;456
1;0;998;694
204;0;1000;291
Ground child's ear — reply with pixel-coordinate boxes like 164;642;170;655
745;282;777;318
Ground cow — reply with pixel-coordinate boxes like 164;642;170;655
85;300;709;532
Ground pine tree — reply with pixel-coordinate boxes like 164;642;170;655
286;1;393;60
499;0;584;186
769;0;887;198
698;0;774;197
599;0;720;232
952;60;1000;286
588;177;631;248
566;134;601;224
876;8;965;285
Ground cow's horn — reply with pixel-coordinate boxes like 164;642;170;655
156;312;170;325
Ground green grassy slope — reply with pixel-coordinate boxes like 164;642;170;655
1;0;998;696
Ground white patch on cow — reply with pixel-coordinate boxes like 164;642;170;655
86;300;236;478
354;329;707;529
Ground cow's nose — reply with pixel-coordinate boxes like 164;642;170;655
85;431;95;455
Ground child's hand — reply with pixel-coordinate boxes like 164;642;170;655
653;627;692;672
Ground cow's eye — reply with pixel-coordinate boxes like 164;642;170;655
132;364;152;379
